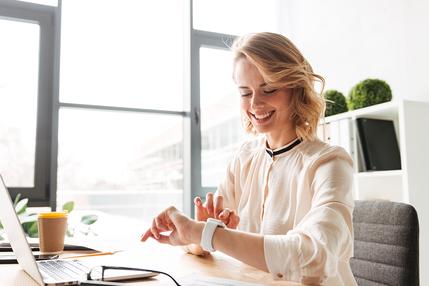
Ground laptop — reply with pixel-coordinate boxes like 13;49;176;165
0;175;157;285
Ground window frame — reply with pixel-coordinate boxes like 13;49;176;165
0;0;61;207
189;2;237;217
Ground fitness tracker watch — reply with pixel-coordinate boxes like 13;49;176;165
200;218;226;252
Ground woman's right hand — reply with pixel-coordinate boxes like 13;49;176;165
194;193;240;228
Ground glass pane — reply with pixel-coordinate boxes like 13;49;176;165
200;48;247;187
0;19;40;187
56;108;183;223
60;0;185;111
193;0;280;35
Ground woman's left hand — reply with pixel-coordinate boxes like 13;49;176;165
194;193;240;229
140;206;201;246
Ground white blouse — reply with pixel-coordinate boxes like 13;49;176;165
216;136;357;285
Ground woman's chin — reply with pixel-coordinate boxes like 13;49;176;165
253;125;272;134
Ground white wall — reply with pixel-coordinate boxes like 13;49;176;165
278;0;429;103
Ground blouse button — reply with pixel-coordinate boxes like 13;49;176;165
276;273;283;279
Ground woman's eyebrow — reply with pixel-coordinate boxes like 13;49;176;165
238;83;267;89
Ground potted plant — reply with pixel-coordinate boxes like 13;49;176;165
0;194;98;240
348;78;392;110
324;89;348;117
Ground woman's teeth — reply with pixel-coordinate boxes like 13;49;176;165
253;111;273;119
252;111;274;123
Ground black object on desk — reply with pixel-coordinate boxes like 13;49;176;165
0;242;96;264
80;281;124;286
0;242;95;252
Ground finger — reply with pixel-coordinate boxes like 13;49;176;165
206;192;214;217
227;211;240;229
166;205;178;215
151;218;160;239
156;234;172;245
155;216;169;232
218;208;231;224
214;195;224;218
141;228;154;242
194;196;203;207
194;196;207;221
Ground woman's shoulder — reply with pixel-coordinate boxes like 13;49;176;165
299;139;353;166
233;135;265;161
239;135;265;151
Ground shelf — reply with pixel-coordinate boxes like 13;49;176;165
322;100;400;124
320;99;429;284
354;171;404;202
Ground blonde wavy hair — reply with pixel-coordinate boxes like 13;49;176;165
232;32;325;141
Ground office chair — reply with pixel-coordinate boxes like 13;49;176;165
350;200;419;286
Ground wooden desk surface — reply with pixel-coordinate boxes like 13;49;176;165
0;240;301;285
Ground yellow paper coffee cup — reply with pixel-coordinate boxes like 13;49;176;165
37;212;68;254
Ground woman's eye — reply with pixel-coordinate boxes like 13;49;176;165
263;88;277;94
240;93;251;97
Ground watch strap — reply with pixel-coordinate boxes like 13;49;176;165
200;218;225;252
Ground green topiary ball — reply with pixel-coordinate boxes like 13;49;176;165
348;78;392;110
324;89;348;117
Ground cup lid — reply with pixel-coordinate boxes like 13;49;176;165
38;212;68;218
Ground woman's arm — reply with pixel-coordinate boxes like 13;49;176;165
261;155;354;281
211;226;268;272
141;207;267;271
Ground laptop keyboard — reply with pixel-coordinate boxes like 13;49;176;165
38;259;93;281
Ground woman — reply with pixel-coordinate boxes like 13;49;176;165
141;32;357;285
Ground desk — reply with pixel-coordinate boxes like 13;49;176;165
0;240;301;285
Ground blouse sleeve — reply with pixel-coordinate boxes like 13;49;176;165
263;150;354;283
215;155;238;210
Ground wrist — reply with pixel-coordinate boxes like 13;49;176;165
190;221;205;244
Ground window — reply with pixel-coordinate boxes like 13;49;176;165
58;0;187;222
0;19;39;187
57;109;183;219
199;48;246;188
0;1;59;206
60;0;185;111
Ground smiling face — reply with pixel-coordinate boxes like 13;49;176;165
234;57;297;149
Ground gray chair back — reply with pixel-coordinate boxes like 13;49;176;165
351;200;419;286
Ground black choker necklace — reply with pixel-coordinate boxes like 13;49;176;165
266;138;302;158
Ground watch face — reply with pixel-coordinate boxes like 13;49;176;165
208;218;224;226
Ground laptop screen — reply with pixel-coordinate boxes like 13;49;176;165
0;175;44;285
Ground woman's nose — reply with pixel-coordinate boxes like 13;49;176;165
251;93;265;109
